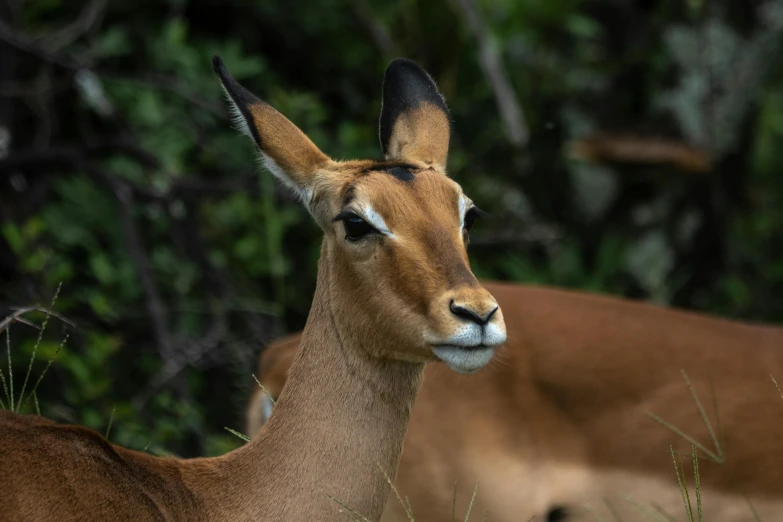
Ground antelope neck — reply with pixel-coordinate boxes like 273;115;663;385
218;241;425;520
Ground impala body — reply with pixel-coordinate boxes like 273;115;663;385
248;282;783;521
0;57;507;520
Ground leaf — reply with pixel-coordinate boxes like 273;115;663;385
1;222;24;254
93;27;132;58
89;254;115;285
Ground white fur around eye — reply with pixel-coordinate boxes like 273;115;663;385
360;204;395;238
459;194;471;228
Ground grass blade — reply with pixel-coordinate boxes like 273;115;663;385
772;375;783;401
583;502;608;522
692;445;702;521
743;494;762;522
105;404;116;439
670;445;694;522
224;427;250;442
681;369;723;462
708;378;724;453
646;411;722;463
620;495;671;522
18;283;61;411
452;482;458;522
648;502;678;522
22;333;69;410
464;481;479;522
252;373;276;405
6;327;13;411
377;462;414;521
603;497;624;522
0;367;8;411
325;493;371;522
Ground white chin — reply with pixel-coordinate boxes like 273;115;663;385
432;345;495;374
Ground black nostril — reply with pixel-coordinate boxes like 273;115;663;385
546;506;569;522
484;306;498;322
449;300;496;326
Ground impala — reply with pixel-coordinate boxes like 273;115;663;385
248;283;783;521
0;56;507;521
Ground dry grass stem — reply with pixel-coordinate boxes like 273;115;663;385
464;481;479;522
224;427;250;442
23;332;69;410
105;404;116;439
252;373;276;405
18;282;62;411
325;493;371;522
377;462;414;521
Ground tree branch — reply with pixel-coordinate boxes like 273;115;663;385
0;17;224;117
97;70;225;117
104;169;175;363
0;307;37;334
451;0;529;148
0;141;271;204
349;0;397;56
132;315;227;409
40;0;107;52
0;141;159;174
0;306;76;335
0;16;88;70
470;222;563;247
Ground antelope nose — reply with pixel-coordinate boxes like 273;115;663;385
449;300;498;326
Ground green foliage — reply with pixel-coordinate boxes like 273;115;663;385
0;0;781;462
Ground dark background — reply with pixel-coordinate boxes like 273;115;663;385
1;0;782;458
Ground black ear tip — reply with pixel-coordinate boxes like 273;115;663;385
384;58;428;79
381;57;446;110
378;57;450;156
386;57;420;68
212;55;228;79
383;57;442;100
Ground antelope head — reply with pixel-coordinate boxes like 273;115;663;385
213;57;506;374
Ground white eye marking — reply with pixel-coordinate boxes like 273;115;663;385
459;194;471;228
361;204;395;239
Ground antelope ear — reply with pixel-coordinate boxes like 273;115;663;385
379;58;451;172
213;55;331;202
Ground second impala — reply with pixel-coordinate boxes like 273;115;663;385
248;282;783;521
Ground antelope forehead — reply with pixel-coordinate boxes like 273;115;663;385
347;173;468;233
355;191;468;234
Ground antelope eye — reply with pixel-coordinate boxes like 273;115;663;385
342;213;377;242
464;207;482;231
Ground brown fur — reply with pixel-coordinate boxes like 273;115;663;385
0;57;506;521
247;282;783;521
386;104;451;170
248;101;332;184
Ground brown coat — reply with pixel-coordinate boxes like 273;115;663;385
248;282;783;521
